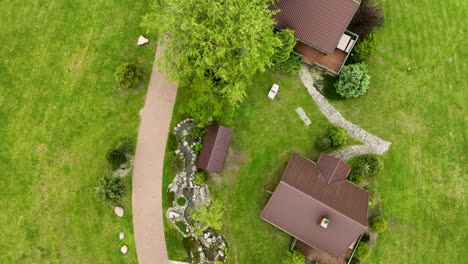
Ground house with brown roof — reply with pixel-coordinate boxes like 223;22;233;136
272;0;360;76
196;125;233;174
260;153;369;263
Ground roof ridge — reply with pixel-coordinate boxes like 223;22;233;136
281;181;367;228
205;125;221;170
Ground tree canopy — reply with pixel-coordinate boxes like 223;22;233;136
142;0;281;124
335;63;371;98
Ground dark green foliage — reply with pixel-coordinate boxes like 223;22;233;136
348;0;384;38
194;142;203;152
272;29;297;65
167;133;179;151
95;177;124;203
175;221;187;233
117;138;135;154
315;136;331;151
194;172;207;185
335;63;370;98
349;257;361;264
354;154;384;176
274;54;302;74
369;194;375;208
167;190;175;205
114;62;142;89
177;197;186;206
106;149;127;169
370;216;388;233
348;33;377;64
348;174;363;185
188;126;206;139
327;126;349;148
281;250;304;264
182;237;200;262
355;242;370;260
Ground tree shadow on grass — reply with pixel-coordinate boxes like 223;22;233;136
320;75;346;101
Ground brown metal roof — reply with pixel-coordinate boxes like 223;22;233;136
260;153;369;258
272;0;360;54
196;125;233;174
317;153;351;184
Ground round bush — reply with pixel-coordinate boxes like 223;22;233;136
355;242;370;260
177;197;186;206
328;126;348;148
349;258;361;264
335;63;370;98
282;250;304;264
95;177;124;203
315;136;331;151
354;154;384;176
370;216;387;233
368;195;375;208
106;149;127;169
114;62;142;89
194;172;207;185
348;174;363;185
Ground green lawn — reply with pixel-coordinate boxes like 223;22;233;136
325;0;467;263
163;0;466;263
0;1;155;263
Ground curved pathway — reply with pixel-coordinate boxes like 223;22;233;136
132;45;177;264
299;66;391;160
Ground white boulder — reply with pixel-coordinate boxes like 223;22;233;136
120;245;128;254
114;206;124;217
168;211;180;219
119;232;125;240
137;35;149;46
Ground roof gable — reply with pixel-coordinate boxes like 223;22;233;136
317;154;351;184
196;125;233;173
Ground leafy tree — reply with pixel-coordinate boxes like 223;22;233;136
348;0;384;38
335;63;370;98
370;216;388;233
272;29;297;65
282;250;304;264
328;126;349;148
114;62;142;89
190;201;225;230
355;242;370;260
142;0;281;124
95;177;124;203
348;33;377;64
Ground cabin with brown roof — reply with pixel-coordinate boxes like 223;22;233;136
272;0;360;76
196;125;233;174
260;153;369;263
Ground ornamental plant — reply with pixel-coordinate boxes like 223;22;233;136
194;172;207;185
354;154;384;176
282;250;304;264
348;174;363;185
370;216;388;233
355;242;370;260
272;29;297;65
315;136;331;151
114;62;142;89
335;63;370;98
95;177;124;203
328;125;349;148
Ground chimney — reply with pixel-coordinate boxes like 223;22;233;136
318;217;330;228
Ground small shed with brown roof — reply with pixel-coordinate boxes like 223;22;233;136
196;125;233;174
260;153;369;259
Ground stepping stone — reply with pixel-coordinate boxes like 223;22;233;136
121;245;128;254
114;206;124;217
137;35;149;46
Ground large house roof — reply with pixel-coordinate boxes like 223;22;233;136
196;125;233;174
272;0;360;54
260;153;369;258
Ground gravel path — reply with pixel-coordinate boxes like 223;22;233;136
132;44;177;264
299;66;391;160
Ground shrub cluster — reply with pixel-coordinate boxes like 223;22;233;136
95;177;124;203
370;216;388;233
368;194;375;208
348;174;363;185
114;62;142;89
335;63;370;98
274;53;302;74
282;250;304;264
175;221;187;233
355;242;370;260
348;33;377;64
194;172;207;185
166;190;175;205
315;136;331;151
348;0;384;38
328;126;349;148
354;154;384;176
106;149;127;170
349;258;361;264
188;126;206;139
272;29;297;65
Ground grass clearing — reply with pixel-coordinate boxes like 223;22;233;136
0;1;154;263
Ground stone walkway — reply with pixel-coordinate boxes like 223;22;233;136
132;44;177;264
299;66;391;160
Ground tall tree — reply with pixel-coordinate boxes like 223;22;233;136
142;0;280;124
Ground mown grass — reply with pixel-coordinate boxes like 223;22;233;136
324;0;467;263
0;1;155;263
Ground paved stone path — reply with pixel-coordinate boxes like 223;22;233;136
299;66;391;160
132;44;177;264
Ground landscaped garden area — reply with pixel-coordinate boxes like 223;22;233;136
0;0;155;263
159;0;466;263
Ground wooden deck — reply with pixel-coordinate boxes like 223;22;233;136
294;240;351;264
294;42;347;75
